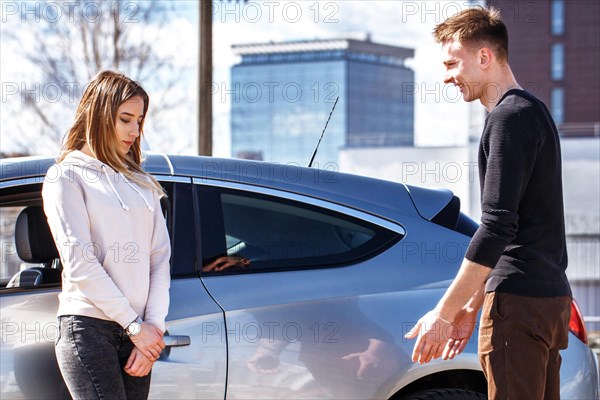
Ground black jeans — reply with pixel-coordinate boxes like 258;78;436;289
56;315;151;400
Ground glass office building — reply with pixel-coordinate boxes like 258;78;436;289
231;37;415;165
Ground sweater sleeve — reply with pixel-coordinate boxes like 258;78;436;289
42;168;138;328
465;108;541;268
142;192;171;332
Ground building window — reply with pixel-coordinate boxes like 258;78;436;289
551;0;565;36
551;87;565;124
551;43;564;80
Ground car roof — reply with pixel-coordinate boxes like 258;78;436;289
0;153;173;182
0;153;455;222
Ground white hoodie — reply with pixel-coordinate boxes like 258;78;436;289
42;150;171;331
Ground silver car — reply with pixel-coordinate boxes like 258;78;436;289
1;154;598;399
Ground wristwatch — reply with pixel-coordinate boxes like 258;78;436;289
125;316;143;337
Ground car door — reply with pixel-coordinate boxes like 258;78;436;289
0;178;65;399
145;177;227;399
0;175;227;399
193;179;431;400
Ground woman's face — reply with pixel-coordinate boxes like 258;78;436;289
115;95;145;156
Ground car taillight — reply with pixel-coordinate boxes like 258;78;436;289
569;299;588;344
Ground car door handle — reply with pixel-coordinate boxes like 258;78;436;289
163;335;191;347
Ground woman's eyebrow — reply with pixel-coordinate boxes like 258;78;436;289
120;112;144;118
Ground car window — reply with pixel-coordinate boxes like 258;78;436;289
164;181;198;278
0;205;34;283
0;179;189;289
197;185;402;274
0;182;49;287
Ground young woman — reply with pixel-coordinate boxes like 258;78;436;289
42;70;171;399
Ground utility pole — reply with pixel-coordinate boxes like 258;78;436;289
198;0;212;156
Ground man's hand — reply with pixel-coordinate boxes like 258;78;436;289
124;347;154;377
441;307;478;360
405;310;454;364
130;322;165;362
405;259;489;364
406;307;480;364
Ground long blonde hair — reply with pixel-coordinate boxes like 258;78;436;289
59;70;164;195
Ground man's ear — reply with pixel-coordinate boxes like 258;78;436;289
479;47;493;69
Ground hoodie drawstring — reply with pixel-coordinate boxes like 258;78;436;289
102;165;129;210
123;175;154;212
101;165;153;212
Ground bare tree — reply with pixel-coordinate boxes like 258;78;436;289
5;0;191;154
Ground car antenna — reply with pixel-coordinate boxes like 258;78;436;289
308;96;339;168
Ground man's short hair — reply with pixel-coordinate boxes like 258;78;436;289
433;6;509;62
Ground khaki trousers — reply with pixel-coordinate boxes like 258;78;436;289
478;292;572;400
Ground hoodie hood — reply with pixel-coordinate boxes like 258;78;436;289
63;149;110;172
62;150;153;212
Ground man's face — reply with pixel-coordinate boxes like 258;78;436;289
441;40;484;103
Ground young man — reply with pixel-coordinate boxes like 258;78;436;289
405;7;572;399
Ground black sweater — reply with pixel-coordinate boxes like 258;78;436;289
465;89;572;297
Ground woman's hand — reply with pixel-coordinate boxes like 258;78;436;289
124;347;154;377
130;322;165;361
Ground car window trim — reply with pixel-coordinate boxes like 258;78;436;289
153;175;192;184
0;176;45;189
192;178;406;235
0;174;190;188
